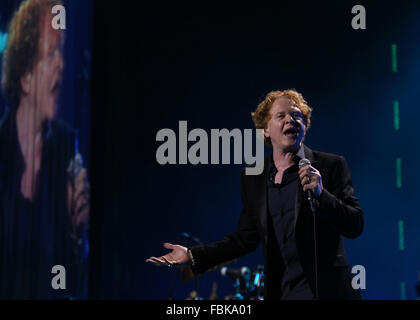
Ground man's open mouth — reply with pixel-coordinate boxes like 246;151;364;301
283;127;299;137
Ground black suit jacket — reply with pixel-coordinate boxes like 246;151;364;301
190;145;364;300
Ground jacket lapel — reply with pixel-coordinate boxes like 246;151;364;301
256;156;270;239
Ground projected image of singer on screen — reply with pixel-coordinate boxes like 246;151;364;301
0;0;90;299
147;89;364;300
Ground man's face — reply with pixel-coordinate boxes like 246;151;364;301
29;11;63;120
264;97;306;153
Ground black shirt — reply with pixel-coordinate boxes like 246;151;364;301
267;153;313;299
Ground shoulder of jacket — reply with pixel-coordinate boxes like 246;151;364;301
312;149;344;164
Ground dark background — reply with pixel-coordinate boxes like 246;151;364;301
91;0;420;299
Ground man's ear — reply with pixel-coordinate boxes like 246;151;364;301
20;73;32;95
264;127;269;138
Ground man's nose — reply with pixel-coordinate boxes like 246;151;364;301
285;113;296;124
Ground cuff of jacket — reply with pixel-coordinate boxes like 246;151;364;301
315;188;364;239
188;246;209;275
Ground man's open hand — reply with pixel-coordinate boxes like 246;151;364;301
146;243;191;267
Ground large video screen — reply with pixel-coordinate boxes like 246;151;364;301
0;0;91;299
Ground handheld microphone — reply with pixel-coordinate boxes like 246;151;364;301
298;158;314;205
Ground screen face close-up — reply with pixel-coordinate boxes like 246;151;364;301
1;0;420;308
0;0;91;299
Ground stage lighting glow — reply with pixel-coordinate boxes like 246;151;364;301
254;273;260;286
0;32;7;54
396;158;402;189
391;44;398;73
398;220;404;251
393;101;400;131
400;282;406;300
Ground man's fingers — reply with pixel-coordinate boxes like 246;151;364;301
303;184;312;192
161;256;176;265
146;257;162;265
146;243;186;267
146;257;167;266
75;193;89;214
298;166;309;175
299;169;311;180
299;168;320;186
152;255;176;266
298;166;317;175
69;168;90;224
147;256;164;263
75;206;89;228
74;182;90;212
300;174;313;186
75;169;87;186
75;184;90;205
299;172;309;182
146;243;178;267
303;181;316;192
299;168;313;177
163;243;176;250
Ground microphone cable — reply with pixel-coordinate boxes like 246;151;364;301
299;158;319;300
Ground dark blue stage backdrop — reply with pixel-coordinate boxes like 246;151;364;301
98;1;420;300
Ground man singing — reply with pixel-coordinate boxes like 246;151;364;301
147;89;364;300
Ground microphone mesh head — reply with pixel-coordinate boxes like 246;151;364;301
298;158;311;169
